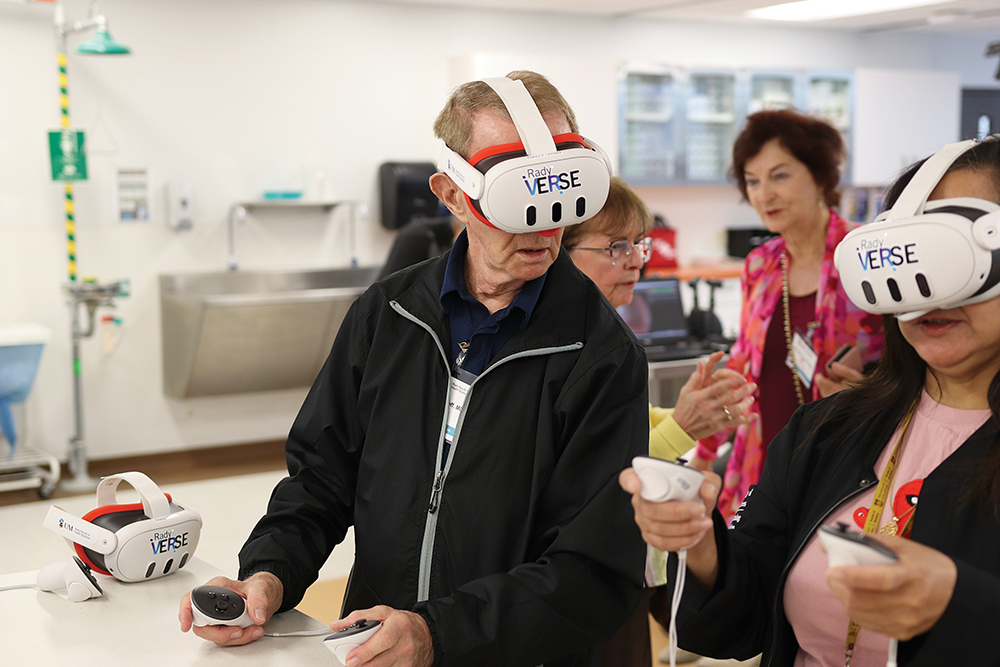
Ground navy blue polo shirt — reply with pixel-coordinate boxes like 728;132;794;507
440;231;548;378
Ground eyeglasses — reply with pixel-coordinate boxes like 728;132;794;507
571;237;652;265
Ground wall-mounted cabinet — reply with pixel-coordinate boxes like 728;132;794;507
748;72;797;114
619;65;854;185
620;68;679;182
684;71;737;181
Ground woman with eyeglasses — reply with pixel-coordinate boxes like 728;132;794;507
564;177;757;460
691;109;886;523
564;176;756;667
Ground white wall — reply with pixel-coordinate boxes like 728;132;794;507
1;0;995;462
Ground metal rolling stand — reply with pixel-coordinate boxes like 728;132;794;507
61;279;129;492
0;406;61;499
0;323;59;498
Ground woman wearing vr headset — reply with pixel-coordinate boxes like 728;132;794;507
563;176;757;667
620;135;1000;666
690;109;885;522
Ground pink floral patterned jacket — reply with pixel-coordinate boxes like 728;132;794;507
696;210;885;521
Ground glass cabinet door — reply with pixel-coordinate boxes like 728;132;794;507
749;73;797;114
807;72;853;182
684;72;736;182
808;75;851;131
617;66;853;186
620;70;678;183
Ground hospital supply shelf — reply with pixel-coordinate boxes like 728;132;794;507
237;199;345;211
227;199;367;271
0;433;59;499
0;323;58;498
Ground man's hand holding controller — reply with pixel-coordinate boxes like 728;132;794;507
178;572;283;646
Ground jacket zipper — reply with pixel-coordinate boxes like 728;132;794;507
394;294;586;603
428;470;445;513
762;477;876;667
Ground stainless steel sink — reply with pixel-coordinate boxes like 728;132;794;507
159;267;379;398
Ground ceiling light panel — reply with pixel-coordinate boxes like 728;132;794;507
746;0;956;22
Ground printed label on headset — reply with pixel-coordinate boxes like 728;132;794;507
150;529;190;555
521;167;582;196
855;237;919;272
44;505;109;549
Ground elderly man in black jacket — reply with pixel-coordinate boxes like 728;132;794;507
180;70;648;667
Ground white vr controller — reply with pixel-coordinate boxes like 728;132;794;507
632;456;705;503
632;457;706;667
323;619;382;665
818;523;899;568
190;585;254;628
818;524;901;667
36;556;103;602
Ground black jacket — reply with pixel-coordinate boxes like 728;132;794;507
239;249;648;666
662;394;1000;667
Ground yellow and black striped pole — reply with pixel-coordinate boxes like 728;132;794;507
57;49;77;283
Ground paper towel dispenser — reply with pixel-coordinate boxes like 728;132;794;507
379;162;442;230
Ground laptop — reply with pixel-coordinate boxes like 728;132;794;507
618;277;730;362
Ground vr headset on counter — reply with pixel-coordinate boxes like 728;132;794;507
42;471;202;584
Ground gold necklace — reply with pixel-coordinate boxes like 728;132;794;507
781;251;806;406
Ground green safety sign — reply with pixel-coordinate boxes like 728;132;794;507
48;129;88;181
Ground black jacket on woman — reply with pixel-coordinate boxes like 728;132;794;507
656;393;1000;667
238;249;648;666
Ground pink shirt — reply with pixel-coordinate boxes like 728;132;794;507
784;390;990;667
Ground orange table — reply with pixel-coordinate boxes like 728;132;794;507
645;263;743;282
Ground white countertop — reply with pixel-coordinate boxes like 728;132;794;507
1;557;333;666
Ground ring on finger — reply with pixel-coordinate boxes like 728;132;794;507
723;405;733;420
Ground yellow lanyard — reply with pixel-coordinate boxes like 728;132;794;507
843;405;916;667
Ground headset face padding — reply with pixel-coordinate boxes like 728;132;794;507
74;504;151;574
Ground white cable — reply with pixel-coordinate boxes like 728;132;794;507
668;548;687;667
0;584;37;592
264;629;333;637
886;638;898;667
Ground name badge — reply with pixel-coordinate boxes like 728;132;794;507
444;371;475;445
786;330;818;388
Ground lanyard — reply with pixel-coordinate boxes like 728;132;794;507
842;404;916;666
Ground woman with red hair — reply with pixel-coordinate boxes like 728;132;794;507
692;109;884;521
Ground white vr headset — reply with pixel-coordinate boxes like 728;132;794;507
42;471;202;583
835;138;1000;321
438;76;612;236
